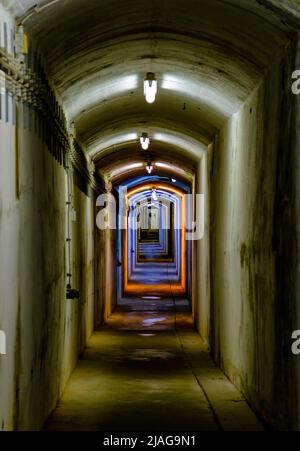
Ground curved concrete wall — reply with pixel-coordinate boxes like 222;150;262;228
0;79;98;431
209;49;298;428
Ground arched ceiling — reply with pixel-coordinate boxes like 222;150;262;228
87;122;209;161
96;142;196;184
128;188;181;205
5;0;300;182
117;175;191;195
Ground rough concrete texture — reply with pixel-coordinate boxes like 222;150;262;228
0;106;98;430
209;56;298;429
44;304;262;431
72;184;96;348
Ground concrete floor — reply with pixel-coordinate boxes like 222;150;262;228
44;300;263;431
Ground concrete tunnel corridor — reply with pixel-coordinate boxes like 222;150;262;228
1;0;300;433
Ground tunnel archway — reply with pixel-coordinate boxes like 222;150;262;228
0;0;299;431
20;0;300;430
123;183;189;299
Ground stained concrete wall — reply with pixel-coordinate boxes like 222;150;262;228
0;101;98;430
273;35;300;430
72;184;96;349
0;85;20;431
293;37;300;431
195;150;212;342
103;228;117;321
209;50;297;428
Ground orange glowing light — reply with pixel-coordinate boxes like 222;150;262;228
123;182;187;296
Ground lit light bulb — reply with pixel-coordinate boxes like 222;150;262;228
144;72;157;104
140;133;150;150
146;162;153;174
152;189;158;201
171;178;177;183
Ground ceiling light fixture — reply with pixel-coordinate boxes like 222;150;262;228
144;72;157;104
140;133;150;150
152;188;158;201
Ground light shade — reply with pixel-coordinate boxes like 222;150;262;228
144;72;157;104
140;133;150;150
152;188;158;201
